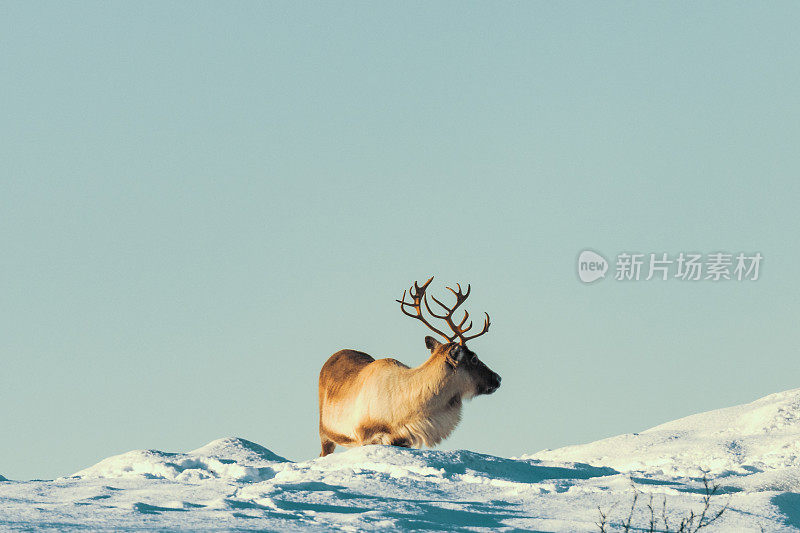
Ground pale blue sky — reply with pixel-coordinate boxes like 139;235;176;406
2;2;799;480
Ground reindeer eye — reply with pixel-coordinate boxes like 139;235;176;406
470;355;478;365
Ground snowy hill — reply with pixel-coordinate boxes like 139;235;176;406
72;437;287;483
1;390;800;531
527;388;800;481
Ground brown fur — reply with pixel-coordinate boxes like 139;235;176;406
318;337;500;457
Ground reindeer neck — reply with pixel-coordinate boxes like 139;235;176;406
405;353;453;406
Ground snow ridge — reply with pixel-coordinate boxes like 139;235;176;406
1;389;799;531
73;437;287;483
527;387;800;480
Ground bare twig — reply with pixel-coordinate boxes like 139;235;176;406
646;493;656;533
596;506;609;533
596;473;729;533
689;474;729;532
621;489;639;533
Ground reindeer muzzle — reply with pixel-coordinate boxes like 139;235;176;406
483;372;501;394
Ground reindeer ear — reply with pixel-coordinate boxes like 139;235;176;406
424;336;441;351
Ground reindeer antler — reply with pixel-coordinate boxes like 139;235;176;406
396;277;452;342
397;277;491;345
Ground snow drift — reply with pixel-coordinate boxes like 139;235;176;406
527;388;800;481
73;437;287;483
1;389;799;531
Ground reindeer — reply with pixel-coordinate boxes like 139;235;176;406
317;277;501;457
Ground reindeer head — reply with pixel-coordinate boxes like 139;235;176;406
397;277;502;396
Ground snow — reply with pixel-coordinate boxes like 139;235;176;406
2;390;800;531
72;437;287;483
526;388;800;480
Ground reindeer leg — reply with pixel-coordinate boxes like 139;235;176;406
390;437;411;448
356;422;394;446
320;438;335;457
